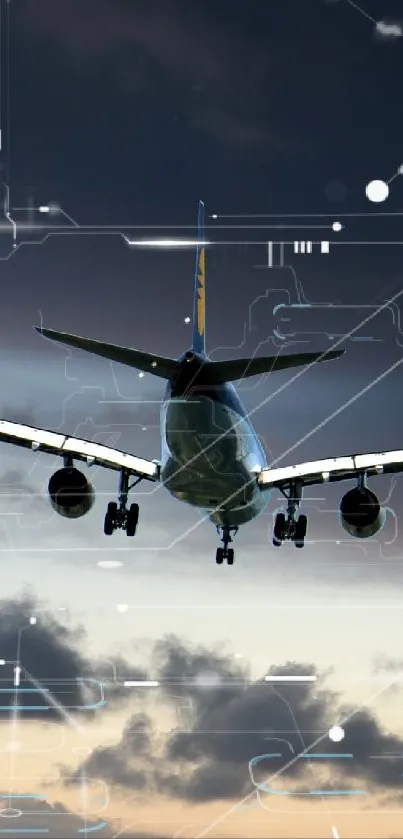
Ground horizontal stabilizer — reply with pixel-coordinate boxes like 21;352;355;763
35;327;179;380
208;350;345;383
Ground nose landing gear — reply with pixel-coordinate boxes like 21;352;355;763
272;480;308;548
215;525;238;565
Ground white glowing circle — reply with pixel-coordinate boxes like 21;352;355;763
97;560;123;569
365;179;389;203
138;371;145;378
184;316;191;324
0;808;22;818
328;724;345;742
116;603;128;613
332;221;342;232
29;616;37;625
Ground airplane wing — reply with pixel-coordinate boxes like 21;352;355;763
0;418;160;481
258;449;403;546
257;449;403;490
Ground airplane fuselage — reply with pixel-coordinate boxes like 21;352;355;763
160;351;270;527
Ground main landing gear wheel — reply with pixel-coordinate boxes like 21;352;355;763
294;513;307;549
104;501;117;535
272;481;308;548
215;526;238;565
103;469;142;537
273;512;286;547
126;503;139;537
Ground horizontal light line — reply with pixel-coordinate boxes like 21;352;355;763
264;675;317;682
123;680;159;688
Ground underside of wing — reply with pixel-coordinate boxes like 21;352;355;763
0;419;160;480
257;449;403;490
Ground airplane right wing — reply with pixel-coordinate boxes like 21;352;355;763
257;449;403;490
257;448;403;547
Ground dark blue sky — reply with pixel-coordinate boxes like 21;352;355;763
9;0;403;218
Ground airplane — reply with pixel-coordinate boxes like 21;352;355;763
0;200;402;565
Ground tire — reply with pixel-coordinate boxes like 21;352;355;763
216;548;224;564
294;514;307;548
227;548;234;565
107;501;118;517
273;512;286;544
104;513;114;536
126;503;139;537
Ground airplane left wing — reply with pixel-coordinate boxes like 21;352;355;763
257;449;403;491
258;449;403;546
0;418;160;481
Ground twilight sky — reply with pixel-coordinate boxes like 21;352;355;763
0;1;402;837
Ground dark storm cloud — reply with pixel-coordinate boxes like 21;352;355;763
66;711;153;790
71;635;403;803
0;595;144;718
18;0;274;149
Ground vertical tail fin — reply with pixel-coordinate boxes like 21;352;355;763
192;199;206;355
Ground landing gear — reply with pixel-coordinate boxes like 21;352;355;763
103;469;141;537
272;481;308;548
215;526;238;565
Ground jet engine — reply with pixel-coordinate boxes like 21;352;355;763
48;467;94;519
339;486;385;538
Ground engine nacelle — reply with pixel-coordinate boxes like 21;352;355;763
339;486;385;538
48;467;94;519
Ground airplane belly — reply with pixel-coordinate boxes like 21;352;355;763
163;395;243;469
160;396;268;517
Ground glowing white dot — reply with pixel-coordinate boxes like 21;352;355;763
116;603;128;613
398;164;403;175
29;616;37;625
328;725;345;742
142;426;147;431
138;372;145;378
365;179;389;203
97;560;123;569
184;316;191;324
151;361;157;368
332;221;342;232
212;214;218;220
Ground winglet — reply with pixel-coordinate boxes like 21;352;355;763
192;200;206;355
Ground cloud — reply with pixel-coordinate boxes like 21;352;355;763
70;635;403;803
65;711;153;790
17;0;274;149
0;595;144;718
